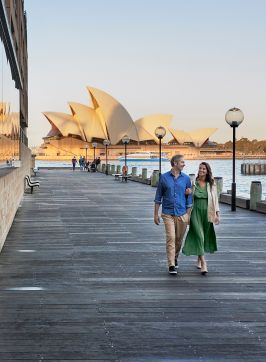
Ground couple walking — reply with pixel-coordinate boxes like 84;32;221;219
154;155;220;275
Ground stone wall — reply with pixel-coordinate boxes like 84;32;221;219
0;144;31;250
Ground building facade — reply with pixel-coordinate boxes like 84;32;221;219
0;0;28;164
0;0;31;250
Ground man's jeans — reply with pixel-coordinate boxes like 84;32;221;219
161;213;188;267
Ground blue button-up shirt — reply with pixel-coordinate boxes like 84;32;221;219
154;171;193;216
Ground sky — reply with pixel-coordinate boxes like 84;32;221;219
25;0;266;146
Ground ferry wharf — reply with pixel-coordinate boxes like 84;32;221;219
1;169;266;361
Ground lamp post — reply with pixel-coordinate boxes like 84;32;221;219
92;142;97;162
103;139;110;175
80;144;89;164
225;107;244;211
122;135;130;170
84;144;88;163
155;126;166;176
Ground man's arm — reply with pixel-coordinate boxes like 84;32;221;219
154;203;160;225
186;177;193;212
154;177;163;225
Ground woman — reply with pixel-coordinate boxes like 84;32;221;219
182;162;220;275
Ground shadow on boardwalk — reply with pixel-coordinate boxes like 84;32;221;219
1;170;266;361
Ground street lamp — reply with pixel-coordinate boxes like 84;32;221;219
225;107;244;211
155;126;166;176
84;144;88;163
103;139;110;175
92;142;97;162
122;135;130;171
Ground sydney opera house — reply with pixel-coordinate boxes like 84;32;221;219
40;87;218;160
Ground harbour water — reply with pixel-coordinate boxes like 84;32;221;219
36;159;266;199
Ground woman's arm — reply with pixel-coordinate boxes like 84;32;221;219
213;184;220;224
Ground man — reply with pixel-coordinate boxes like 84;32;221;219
154;155;193;275
79;156;83;171
71;156;77;171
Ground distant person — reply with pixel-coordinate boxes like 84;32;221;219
182;162;220;275
81;156;86;171
95;157;101;171
90;161;96;172
79;156;84;171
72;156;77;171
154;155;192;275
86;161;90;172
122;165;128;175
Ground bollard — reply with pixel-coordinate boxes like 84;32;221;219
110;165;115;174
189;174;196;185
250;181;262;211
151;170;160;187
142;168;148;180
214;177;223;199
107;164;111;175
116;165;121;174
132;167;137;176
249;164;255;175
241;163;245;174
102;164;106;173
255;163;261;175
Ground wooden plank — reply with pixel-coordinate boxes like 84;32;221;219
0;170;265;361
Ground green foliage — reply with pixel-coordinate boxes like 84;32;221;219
217;138;266;154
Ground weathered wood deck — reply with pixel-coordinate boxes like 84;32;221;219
1;169;266;361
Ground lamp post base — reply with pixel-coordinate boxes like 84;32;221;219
231;182;236;211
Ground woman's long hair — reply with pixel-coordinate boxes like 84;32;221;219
196;162;214;187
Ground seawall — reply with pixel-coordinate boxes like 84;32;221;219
0;144;31;250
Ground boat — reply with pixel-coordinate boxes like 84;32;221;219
117;151;169;162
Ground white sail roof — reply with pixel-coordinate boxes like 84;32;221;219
68;102;107;142
169;127;217;147
134;114;173;144
43;112;84;140
87;87;139;144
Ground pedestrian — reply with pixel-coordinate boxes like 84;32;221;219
86;160;90;172
82;156;86;171
154;155;193;275
182;162;220;275
122;165;128;175
71;156;77;171
79;156;83;171
90;161;96;172
95;157;101;171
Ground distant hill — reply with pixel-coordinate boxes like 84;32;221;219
217;138;266;155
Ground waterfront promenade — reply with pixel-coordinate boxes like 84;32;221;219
1;170;266;361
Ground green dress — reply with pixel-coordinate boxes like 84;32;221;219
182;181;217;256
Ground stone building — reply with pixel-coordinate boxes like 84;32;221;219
0;0;31;249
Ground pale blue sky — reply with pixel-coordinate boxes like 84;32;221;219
25;0;266;146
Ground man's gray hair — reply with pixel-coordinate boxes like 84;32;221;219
170;154;184;167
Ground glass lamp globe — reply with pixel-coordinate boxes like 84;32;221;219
84;144;89;149
225;107;244;127
92;142;98;148
103;139;110;146
122;135;130;144
155;126;166;139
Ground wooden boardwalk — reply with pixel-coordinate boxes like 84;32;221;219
1;169;266;361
